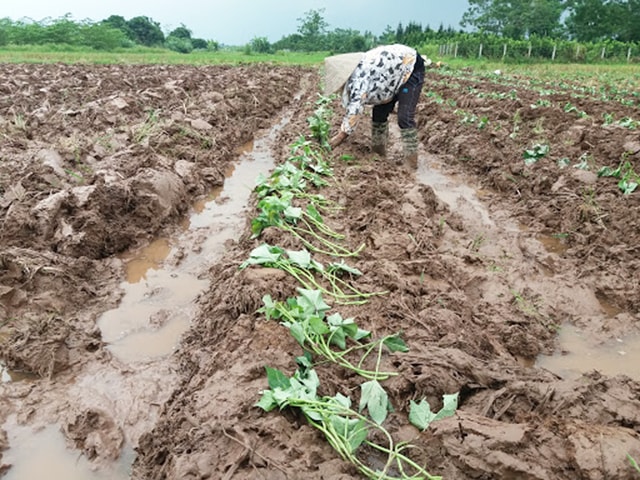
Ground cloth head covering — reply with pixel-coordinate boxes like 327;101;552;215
323;52;364;95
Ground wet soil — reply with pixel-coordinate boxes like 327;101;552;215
1;63;639;479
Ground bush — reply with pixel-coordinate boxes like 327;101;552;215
166;36;193;53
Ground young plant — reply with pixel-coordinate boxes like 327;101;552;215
409;393;459;431
307;95;335;148
523;143;550;166
251;191;364;258
598;157;639;195
563;102;588;118
257;362;443;480
240;245;382;304
257;288;404;379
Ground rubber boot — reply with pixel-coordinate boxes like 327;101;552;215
371;121;388;156
400;128;419;169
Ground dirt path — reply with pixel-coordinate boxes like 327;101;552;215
1;63;640;479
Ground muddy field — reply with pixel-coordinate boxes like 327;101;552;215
1;61;639;479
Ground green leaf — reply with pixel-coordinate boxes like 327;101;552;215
359;380;391;425
354;328;371;341
292;366;320;399
327;261;362;276
297;289;331;315
309;315;330;336
331;392;352;409
256;390;278;412
284;206;302;221
598;165;621;178
245;243;283;266
287;249;312;268
434;393;459;421
409;392;459;431
296;352;313;370
265;367;291;390
288;322;306;346
328;327;347;349
327;313;358;338
306;203;323;223
258;294;277;320
620;179;638;194
329;415;369;453
383;334;409;353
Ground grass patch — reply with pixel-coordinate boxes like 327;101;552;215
0;44;327;65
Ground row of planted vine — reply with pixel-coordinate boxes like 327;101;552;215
423;70;639;194
238;95;458;479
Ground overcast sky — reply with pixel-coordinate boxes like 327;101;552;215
3;0;470;45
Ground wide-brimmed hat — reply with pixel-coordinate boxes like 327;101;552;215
323;52;364;96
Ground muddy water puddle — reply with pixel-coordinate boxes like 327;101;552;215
99;128;284;363
418;154;495;227
3;420;132;480
537;324;640;380
2;116;290;479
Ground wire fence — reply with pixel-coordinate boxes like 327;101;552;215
432;38;640;63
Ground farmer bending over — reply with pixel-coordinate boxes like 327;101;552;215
325;44;435;168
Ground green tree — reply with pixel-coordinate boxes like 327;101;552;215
462;0;565;38
191;38;208;49
166;35;193;53
297;8;329;50
566;0;640;41
249;36;272;53
126;16;164;46
169;24;192;39
81;22;130;49
46;14;82;44
325;28;373;53
101;15;133;40
379;25;397;44
0;18;11;46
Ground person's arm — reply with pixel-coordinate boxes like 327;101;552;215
330;130;348;148
330;85;367;148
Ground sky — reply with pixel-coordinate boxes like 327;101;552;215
2;0;470;46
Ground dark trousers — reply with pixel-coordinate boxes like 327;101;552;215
372;58;425;129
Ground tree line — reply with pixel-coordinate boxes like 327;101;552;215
0;14;218;53
1;1;639;62
462;0;640;43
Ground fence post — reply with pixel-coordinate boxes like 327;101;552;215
528;43;532;58
575;45;580;61
479;43;483;58
503;44;507;59
454;43;459;58
601;47;606;59
628;47;632;63
552;45;557;61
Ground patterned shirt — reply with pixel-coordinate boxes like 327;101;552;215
340;44;418;135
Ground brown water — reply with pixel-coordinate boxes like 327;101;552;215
418;154;495;228
3;422;126;480
537;324;640;380
98;131;281;364
536;233;570;255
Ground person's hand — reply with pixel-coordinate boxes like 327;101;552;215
329;131;348;148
